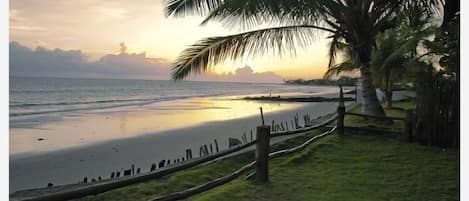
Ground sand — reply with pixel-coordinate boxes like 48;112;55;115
10;99;351;193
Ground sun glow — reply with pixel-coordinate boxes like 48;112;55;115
10;0;333;79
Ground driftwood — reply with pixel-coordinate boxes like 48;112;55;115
228;138;242;148
213;140;219;153
158;160;165;168
199;145;209;157
270;114;337;137
185;149;193;160
242;133;248;143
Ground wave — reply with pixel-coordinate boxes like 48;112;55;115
10;98;159;107
10;93;230;117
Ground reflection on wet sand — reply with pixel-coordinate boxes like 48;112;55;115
10;96;303;155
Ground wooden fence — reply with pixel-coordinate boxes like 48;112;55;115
17;110;341;201
19;85;407;201
148;86;414;201
336;85;411;140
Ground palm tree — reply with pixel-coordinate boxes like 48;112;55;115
323;3;435;108
165;0;438;116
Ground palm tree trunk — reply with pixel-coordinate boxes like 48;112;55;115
360;63;386;116
386;90;393;108
383;68;393;108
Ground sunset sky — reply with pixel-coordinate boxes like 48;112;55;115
10;0;333;80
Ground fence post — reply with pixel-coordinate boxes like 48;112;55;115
404;109;415;142
355;84;358;103
256;125;270;183
337;85;345;135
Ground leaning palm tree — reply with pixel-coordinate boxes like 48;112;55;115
165;0;438;116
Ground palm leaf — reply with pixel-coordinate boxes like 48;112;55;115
323;61;357;79
171;25;327;80
199;0;329;29
382;26;435;67
165;0;223;17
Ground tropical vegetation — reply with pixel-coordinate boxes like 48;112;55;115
164;0;458;147
164;0;441;116
284;76;357;86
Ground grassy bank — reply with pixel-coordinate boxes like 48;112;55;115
69;128;328;201
72;100;458;201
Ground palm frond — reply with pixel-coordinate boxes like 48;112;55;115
323;61;358;79
199;0;330;30
382;26;435;67
165;0;223;17
171;25;324;80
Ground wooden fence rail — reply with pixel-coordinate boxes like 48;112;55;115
149;127;337;201
335;85;413;141
19;140;256;201
344;112;405;121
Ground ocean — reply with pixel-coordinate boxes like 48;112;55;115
10;76;335;120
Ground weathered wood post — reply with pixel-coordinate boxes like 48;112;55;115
355;84;358;103
256;125;270;183
186;149;193;160
404;109;415;142
259;107;265;125
337;85;346;135
213;140;219;153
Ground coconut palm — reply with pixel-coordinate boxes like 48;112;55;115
323;3;435;108
165;0;439;116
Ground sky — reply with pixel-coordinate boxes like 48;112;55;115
9;0;333;81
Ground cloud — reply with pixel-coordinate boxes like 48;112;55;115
190;66;283;83
10;42;284;83
10;42;171;80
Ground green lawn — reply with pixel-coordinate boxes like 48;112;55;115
73;128;327;201
191;100;458;201
74;100;458;201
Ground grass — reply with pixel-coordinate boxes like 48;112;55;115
191;100;458;201
72;128;328;201
74;99;458;201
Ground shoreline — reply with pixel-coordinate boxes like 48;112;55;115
10;100;346;193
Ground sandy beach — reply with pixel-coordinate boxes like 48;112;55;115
10;90;353;193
